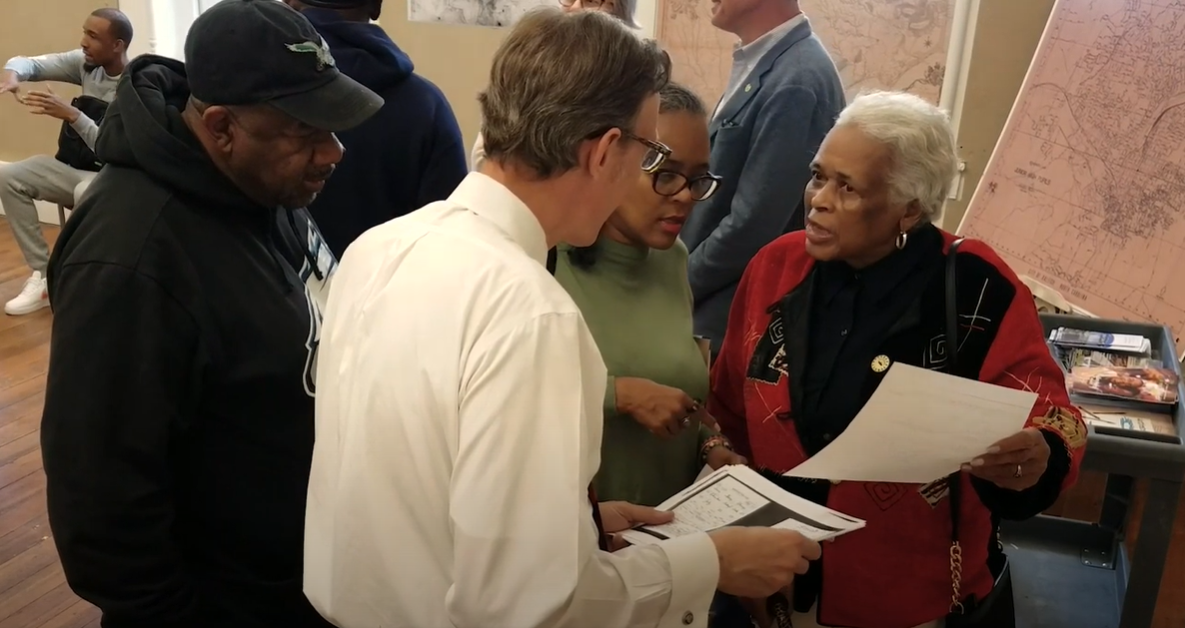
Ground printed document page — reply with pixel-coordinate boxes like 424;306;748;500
619;465;865;547
784;363;1037;484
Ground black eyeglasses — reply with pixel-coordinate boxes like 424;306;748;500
651;169;722;201
585;128;672;173
622;131;672;173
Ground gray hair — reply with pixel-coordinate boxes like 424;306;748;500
659;82;706;116
479;8;671;178
833;90;958;223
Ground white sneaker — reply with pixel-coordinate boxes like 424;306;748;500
5;271;49;316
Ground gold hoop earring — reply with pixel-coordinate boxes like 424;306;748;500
895;231;908;250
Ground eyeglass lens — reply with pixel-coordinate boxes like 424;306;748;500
653;171;719;200
641;149;665;172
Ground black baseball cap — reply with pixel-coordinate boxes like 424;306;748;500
185;0;383;133
299;0;374;7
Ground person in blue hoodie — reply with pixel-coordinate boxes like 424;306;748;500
285;0;468;256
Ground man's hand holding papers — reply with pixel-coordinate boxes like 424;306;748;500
709;527;820;598
598;501;675;552
618;466;863;597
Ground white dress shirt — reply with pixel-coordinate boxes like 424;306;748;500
303;173;720;628
712;13;808;120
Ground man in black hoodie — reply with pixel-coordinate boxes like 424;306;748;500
284;0;468;256
40;1;382;626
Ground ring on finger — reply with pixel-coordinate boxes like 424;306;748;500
1013;464;1022;478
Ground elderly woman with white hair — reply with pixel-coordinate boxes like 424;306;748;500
708;91;1087;628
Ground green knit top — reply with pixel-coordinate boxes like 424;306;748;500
555;236;712;507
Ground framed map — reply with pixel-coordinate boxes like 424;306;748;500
657;0;957;108
959;0;1185;350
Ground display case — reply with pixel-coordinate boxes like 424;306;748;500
1004;314;1185;628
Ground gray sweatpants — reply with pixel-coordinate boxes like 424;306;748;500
0;155;94;274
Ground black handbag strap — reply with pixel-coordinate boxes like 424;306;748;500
946;238;965;612
945;240;963;376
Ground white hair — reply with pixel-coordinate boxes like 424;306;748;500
833;91;959;223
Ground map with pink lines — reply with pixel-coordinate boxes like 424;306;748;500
959;0;1185;349
656;0;954;108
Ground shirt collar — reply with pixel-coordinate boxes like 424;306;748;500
448;173;549;267
733;13;807;61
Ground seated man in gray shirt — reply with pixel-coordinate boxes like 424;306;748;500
0;8;131;316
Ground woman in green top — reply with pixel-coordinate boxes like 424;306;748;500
554;83;746;507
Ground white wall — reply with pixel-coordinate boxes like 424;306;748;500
118;0;156;57
0;163;67;225
118;0;205;60
635;0;658;38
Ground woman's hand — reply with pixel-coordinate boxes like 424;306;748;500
962;427;1050;491
706;444;748;470
615;377;698;438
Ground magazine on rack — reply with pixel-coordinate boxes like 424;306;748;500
619;465;865;547
1067;365;1180;405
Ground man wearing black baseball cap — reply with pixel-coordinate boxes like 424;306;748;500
282;0;467;256
41;1;380;626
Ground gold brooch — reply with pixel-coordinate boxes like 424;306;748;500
871;355;891;373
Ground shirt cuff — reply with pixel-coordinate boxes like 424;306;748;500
656;532;718;628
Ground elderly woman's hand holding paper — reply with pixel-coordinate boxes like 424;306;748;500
964;427;1052;492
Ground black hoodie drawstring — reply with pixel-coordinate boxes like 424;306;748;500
262;208;325;294
287;209;324;282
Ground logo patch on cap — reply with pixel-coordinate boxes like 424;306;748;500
285;39;336;71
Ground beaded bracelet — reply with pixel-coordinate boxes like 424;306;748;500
700;435;732;463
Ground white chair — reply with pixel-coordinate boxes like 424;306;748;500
58;174;96;226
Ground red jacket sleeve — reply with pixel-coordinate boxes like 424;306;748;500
708;251;766;460
970;246;1087;518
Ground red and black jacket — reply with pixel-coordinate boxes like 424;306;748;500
710;227;1086;627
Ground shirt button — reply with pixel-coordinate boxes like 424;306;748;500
840;329;848;336
682;611;695;625
823;433;833;442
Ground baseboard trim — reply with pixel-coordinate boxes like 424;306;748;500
0;161;68;226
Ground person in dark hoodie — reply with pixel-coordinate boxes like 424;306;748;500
284;0;468;256
40;1;382;627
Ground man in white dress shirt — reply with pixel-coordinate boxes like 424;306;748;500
303;8;820;628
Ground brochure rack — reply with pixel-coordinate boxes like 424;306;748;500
1003;314;1185;628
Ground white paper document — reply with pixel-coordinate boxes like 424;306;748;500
619;465;865;547
785;363;1038;484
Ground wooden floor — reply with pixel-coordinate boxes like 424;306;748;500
0;220;101;627
0;218;1182;627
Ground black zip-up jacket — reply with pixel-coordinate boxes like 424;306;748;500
42;55;336;628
